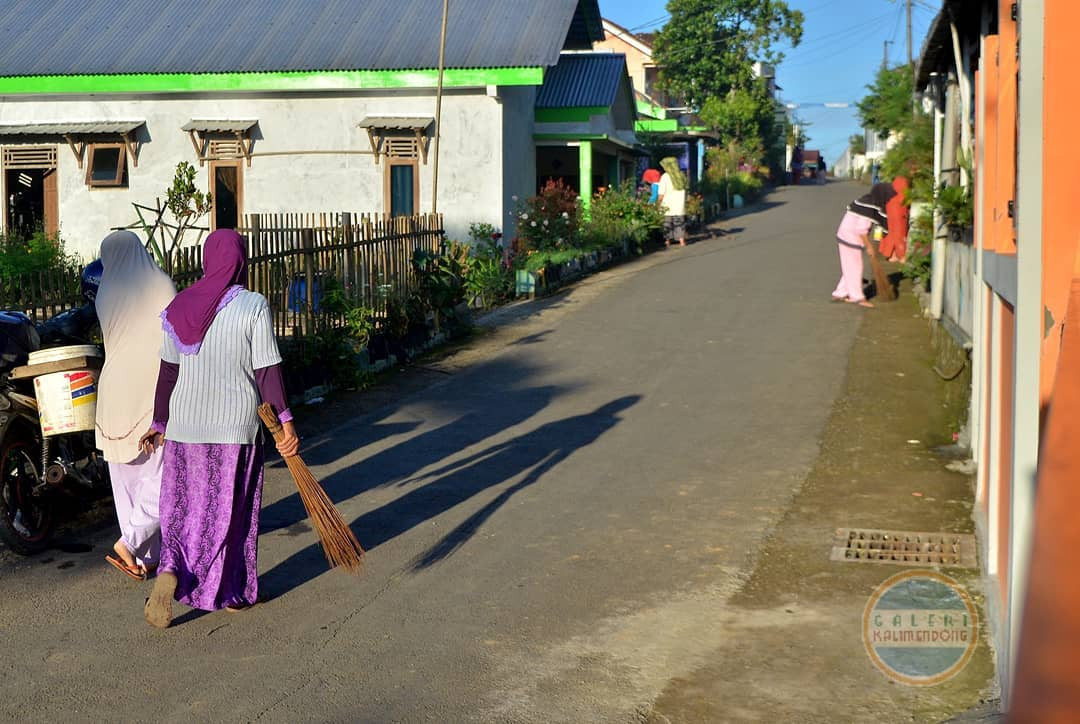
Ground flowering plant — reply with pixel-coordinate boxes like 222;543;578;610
513;180;581;254
685;192;704;219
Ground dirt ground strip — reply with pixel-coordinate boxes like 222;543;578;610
645;275;999;723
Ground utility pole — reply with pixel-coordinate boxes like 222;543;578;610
907;0;916;115
883;39;892;70
431;0;449;215
907;0;914;72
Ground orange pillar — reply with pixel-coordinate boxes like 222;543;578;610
1038;0;1080;411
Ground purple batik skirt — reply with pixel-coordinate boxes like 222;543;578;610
158;440;264;611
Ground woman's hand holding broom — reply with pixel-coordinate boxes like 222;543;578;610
275;420;299;457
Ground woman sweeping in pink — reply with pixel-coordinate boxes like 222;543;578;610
831;183;897;308
141;229;298;628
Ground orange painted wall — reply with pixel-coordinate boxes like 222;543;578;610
994;3;1017;255
981;37;999;253
1039;1;1080;408
998;298;1015;606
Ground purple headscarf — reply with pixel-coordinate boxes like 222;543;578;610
161;229;248;355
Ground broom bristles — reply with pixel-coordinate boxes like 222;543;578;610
259;403;365;573
868;251;896;301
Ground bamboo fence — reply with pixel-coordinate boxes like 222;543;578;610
3;212;445;340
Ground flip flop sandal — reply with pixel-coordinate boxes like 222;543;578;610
144;572;177;629
105;555;147;582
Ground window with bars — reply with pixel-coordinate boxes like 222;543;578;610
383;135;421;160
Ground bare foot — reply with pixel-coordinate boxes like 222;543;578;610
144;572;177;629
678;240;687;247
113;540;137;569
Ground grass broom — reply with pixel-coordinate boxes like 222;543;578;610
258;402;365;573
866;241;896;302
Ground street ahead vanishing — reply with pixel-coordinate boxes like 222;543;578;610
2;183;873;722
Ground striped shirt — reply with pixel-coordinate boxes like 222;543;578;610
161;290;282;444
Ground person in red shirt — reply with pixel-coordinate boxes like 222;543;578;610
880;176;910;263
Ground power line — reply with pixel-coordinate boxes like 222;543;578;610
887;1;904;46
779;14;895;67
780;10;896;62
624;14;669;32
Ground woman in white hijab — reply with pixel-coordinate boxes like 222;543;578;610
95;231;176;580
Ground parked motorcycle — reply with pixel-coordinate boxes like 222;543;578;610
0;263;109;555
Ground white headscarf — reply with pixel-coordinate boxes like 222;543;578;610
94;231;176;463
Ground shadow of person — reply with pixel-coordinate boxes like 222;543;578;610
409;395;642;569
260;357;573;536
258;395;640;599
259;382;565;536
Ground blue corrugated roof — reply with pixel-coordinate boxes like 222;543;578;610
0;0;603;77
535;53;629;108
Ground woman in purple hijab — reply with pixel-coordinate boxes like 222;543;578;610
140;229;299;628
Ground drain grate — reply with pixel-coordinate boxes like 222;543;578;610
831;528;977;568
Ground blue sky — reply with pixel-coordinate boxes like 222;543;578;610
598;0;941;166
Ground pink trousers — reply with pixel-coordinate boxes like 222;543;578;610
108;446;164;567
832;242;865;302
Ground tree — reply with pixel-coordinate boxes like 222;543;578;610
856;65;914;138
849;133;866;155
785;117;809;147
699;82;771;143
653;0;803;109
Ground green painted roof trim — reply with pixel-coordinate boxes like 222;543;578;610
0;67;545;95
635;119;678;132
534;133;611;141
635;98;666;120
534;132;635;151
535;106;609;123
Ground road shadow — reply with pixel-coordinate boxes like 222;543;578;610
409;395;641;569
259;356;572;535
259;395;640;599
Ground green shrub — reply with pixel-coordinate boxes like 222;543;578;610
412;242;469;331
0;230;80;281
582;181;663;252
319;276;375;348
902;206;934;286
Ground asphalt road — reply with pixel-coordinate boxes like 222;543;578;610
0;182;867;723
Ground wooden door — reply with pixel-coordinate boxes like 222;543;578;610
43;168;58;237
210;160;243;230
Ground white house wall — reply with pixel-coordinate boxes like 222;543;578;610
0;89;523;260
500;86;537;242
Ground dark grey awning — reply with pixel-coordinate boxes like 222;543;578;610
0;121;143;135
358;116;433;131
181;120;257;133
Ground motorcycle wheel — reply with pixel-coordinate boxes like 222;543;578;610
0;434;52;555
